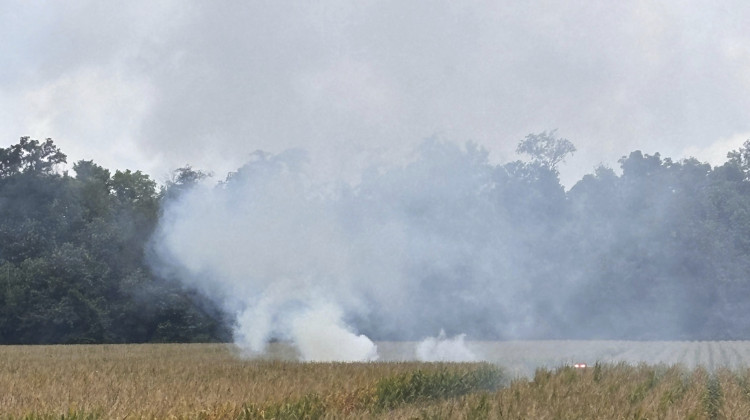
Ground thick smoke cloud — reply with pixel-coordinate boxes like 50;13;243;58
152;136;750;360
152;141;557;360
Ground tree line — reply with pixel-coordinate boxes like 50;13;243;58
493;132;750;340
2;134;750;343
0;137;229;343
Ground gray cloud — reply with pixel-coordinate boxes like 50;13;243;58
2;1;750;185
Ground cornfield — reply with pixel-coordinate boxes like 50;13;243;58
3;342;750;419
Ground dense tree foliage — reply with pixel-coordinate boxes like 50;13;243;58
0;138;229;344
518;138;750;339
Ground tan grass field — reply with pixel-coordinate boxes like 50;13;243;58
0;343;492;418
2;343;750;419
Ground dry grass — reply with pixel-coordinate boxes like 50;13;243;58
409;364;750;420
0;343;492;419
5;343;750;419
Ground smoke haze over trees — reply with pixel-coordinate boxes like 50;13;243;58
2;134;750;346
152;130;750;353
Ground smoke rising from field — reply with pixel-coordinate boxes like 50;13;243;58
152;141;539;360
151;137;750;360
416;330;478;362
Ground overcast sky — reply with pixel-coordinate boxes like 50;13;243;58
3;1;750;186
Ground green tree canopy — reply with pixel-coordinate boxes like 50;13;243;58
0;137;66;178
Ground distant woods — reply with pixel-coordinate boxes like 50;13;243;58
0;137;229;344
2;133;750;343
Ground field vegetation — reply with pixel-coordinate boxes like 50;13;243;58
4;344;750;419
0;343;500;418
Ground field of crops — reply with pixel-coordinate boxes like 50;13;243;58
3;342;750;418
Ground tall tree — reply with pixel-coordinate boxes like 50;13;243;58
0;137;66;178
515;130;576;171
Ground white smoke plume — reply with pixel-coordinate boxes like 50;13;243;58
416;330;478;362
150;140;569;361
152;149;381;360
290;303;378;362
